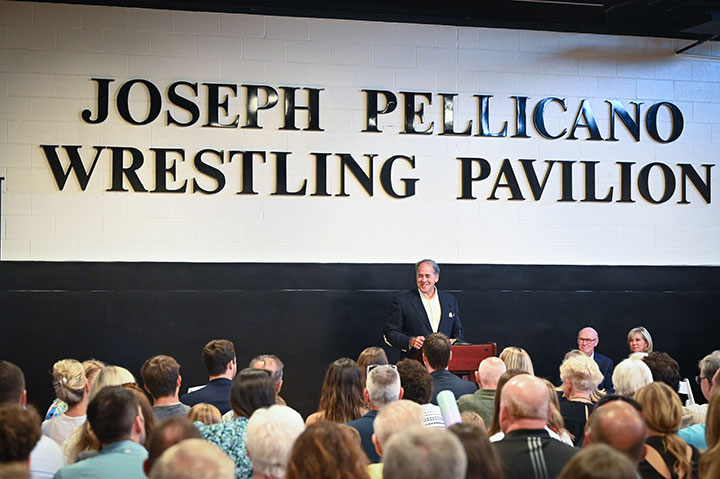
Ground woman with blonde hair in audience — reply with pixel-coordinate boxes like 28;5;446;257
287;421;370;479
306;358;366;425
635;382;699;479
627;326;654;354
41;359;89;446
499;346;534;375
188;403;222;425
561;349;605;401
700;388;720;479
356;347;388;385
558;353;604;446
44;358;105;420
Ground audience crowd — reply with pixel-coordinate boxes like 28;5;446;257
2;328;719;479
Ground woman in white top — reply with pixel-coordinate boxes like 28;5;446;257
41;359;89;446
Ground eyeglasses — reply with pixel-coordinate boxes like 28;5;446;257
367;364;397;375
577;338;597;344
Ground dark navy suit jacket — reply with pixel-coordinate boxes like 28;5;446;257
593;352;615;394
430;369;477;404
180;378;232;415
346;409;380;463
384;289;464;355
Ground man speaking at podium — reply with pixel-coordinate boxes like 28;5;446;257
384;259;465;358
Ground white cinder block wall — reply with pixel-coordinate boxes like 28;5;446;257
0;0;718;264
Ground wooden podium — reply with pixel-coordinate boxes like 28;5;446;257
449;343;498;383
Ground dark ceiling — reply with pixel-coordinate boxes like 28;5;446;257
26;0;720;42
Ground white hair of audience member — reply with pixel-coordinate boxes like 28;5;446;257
373;400;424;450
383;425;467;479
476;357;507;389
559;354;604;392
612;357;653;397
245;405;305;478
366;365;401;407
628;352;648;360
88;366;136;401
149;438;235;479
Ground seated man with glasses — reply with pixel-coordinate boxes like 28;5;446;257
577;327;615;393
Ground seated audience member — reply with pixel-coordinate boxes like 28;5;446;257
143;415;202;476
558;444;637;479
494;375;578;479
487;369;526;438
149;439;235;479
448;422;503;479
249;355;287;406
141;355;190;421
499;346;534;375
357;347;388;386
54;386;147;479
612;357;653;397
181;339;237;415
396;358;444;428
45;359;104;421
306;358;365;425
584;399;647;465
0;361;64;479
286;421;370;479
457;356;506;426
643;351;699;428
699;389;720;479
562;349;605;402
245;405;305;479
460;411;485;429
423;333;476;404
558;353;603;446
627;326;653;354
123;383;156;447
368;400;424;479
685;350;720;426
188;403;222;425
347;364;403;463
542;378;574;445
383;425;467;479
576;327;615;393
42;359;89;447
0;404;42;478
681;381;720;452
195;368;276;479
635;382;699;479
64;365;138;463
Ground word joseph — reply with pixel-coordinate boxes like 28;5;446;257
40;78;713;204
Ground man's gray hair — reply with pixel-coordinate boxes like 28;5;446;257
246;405;304;478
149;439;235;479
249;354;284;386
699;351;720;381
383;425;467;479
415;259;439;276
366;365;401;408
612;358;653;397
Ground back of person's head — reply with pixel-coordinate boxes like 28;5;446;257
448;422;503;479
612;357;653;397
87;385;140;444
422;333;451;369
202;339;236;377
699;351;720;383
317;358;365;423
476;357;506;389
559;353;604;393
0;361;25;405
188;403;222;425
145;416;202;474
141;355;181;399
82;359;105;383
124;383;156;443
460;411;485;429
500;374;549;424
559;444;637;479
396;358;433;405
89;365;136;401
366;365;401;408
51;359;88;406
249;354;284;389
357;347;388;383
149;439;235;479
700;388;720;479
488;368;526;436
0;404;41;463
587;399;646;463
383;425;467;479
499;347;534;375
643;351;681;393
286;421;369;479
246;405;305;478
373;400;423;449
230;368;275;418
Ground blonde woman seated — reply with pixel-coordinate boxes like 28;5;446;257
628;326;653;354
499;347;534;375
558;353;603;446
41;359;89;446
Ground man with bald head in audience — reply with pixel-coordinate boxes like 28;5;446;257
457;356;506;425
577;327;614;393
494;374;578;479
584;400;646;465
